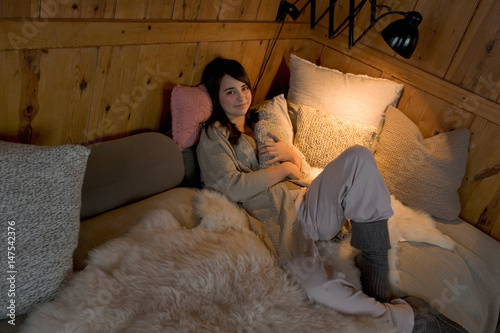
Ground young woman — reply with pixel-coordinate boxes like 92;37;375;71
196;57;466;333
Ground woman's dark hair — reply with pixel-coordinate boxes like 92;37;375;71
201;57;256;145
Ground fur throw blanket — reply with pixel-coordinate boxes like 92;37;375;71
21;190;454;333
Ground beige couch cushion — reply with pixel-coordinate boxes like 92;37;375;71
75;187;201;271
397;219;500;333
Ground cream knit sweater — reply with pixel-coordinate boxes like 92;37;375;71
197;122;311;266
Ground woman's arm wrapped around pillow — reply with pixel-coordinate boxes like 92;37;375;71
197;125;269;203
255;121;311;180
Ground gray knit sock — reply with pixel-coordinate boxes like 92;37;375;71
350;219;391;302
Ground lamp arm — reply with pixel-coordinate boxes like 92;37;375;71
350;9;406;48
297;0;313;17
311;0;368;39
310;0;399;41
311;0;336;29
284;0;408;49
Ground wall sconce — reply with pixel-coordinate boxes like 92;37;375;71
276;0;423;59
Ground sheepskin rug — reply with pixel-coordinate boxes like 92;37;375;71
21;190;454;333
21;190;396;333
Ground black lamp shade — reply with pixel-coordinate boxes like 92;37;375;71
382;11;422;59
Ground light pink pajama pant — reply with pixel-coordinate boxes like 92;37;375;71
285;145;415;333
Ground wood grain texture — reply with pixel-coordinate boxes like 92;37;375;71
40;0;82;18
218;0;242;20
0;0;38;18
115;0;146;19
17;49;42;144
81;0;117;19
256;0;281;21
146;0;175;19
193;40;269;88
238;0;261;21
197;0;221;20
445;0;500;102
34;48;96;145
0;50;23;142
0;20;310;51
459;118;500;234
172;0;200;20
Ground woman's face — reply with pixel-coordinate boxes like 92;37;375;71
218;74;252;121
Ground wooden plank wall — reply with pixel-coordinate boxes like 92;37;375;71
0;0;499;241
0;0;290;145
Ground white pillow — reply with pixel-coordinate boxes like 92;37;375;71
288;54;403;130
294;105;377;168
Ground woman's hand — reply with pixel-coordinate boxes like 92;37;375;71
265;161;302;187
258;132;302;168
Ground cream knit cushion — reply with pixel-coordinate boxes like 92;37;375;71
294;105;377;168
288;54;403;130
374;106;470;220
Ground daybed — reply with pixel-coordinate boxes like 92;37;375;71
1;54;499;333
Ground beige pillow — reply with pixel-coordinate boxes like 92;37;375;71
288;54;403;130
294;105;377;168
374;106;470;220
